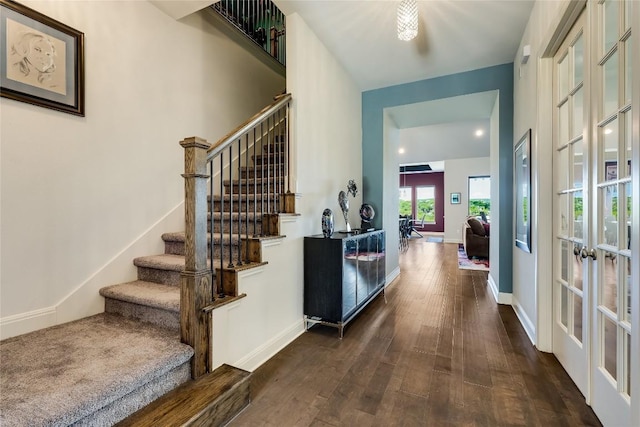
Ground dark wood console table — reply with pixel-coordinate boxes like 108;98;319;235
303;230;386;338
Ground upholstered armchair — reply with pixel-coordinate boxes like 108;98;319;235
463;217;489;259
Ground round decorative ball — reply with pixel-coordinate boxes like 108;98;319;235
359;204;375;223
321;208;334;238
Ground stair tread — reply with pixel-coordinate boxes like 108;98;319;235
208;193;279;201
163;231;284;243
0;313;193;427
223;176;286;186
116;364;250;427
133;254;189;271
100;281;180;312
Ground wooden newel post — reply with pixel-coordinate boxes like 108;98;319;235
180;136;213;379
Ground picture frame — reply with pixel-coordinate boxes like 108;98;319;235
514;129;531;253
605;161;617;181
1;0;84;116
450;192;461;204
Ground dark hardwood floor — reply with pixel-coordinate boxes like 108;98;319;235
230;239;602;426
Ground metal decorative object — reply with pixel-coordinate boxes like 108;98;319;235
321;208;334;238
347;180;358;198
338;180;359;232
338;190;350;232
359;203;375;230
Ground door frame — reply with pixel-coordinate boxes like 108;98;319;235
536;1;640;425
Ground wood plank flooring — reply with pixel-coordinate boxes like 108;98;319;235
230;239;602;426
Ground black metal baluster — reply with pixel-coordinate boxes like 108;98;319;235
260;120;265;236
236;138;243;266
285;102;290;195
245;132;250;263
219;151;225;296
228;144;234;268
266;115;271;216
253;126;258;237
209;159;215;299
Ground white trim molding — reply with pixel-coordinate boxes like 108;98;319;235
386;267;401;288
0;306;57;340
512;295;536;346
488;274;512;305
232;319;305;372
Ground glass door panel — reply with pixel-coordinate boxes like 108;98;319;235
591;1;633;424
553;11;588;395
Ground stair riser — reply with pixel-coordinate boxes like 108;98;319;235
224;181;287;195
210;199;280;212
239;167;286;179
105;299;179;331
137;267;184;287
165;241;247;262
263;142;287;153
209;220;262;235
251;154;285;166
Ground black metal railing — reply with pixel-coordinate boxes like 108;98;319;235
212;0;286;66
207;94;291;294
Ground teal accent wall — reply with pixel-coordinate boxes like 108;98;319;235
362;63;514;293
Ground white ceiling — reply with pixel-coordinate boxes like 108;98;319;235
274;0;534;167
276;0;534;91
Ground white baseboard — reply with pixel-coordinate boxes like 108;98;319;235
232;319;305;372
386;267;400;288
512;296;536;346
488;274;512;305
0;306;57;340
1;201;185;339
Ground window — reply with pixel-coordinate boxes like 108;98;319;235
416;186;436;223
399;187;412;216
468;176;491;219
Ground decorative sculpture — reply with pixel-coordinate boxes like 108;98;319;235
321;208;334;237
338;179;359;232
359;203;375;231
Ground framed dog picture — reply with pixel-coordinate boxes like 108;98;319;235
1;0;84;115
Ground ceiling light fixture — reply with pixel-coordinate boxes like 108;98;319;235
397;0;418;41
475;129;484;137
399;148;405;154
604;128;613;134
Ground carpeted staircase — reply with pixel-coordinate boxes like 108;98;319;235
0;141;289;426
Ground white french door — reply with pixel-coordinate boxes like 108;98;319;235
553;1;636;425
590;0;633;424
553;9;589;396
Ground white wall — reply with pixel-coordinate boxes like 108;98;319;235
209;12;364;371
443;157;490;243
512;0;571;348
286;13;363;235
0;1;285;338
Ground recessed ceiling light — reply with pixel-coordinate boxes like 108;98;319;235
475;129;484;137
604;128;613;135
398;148;405;154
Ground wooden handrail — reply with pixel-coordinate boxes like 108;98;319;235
207;93;292;161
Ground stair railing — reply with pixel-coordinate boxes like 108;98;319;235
180;93;292;377
212;0;286;66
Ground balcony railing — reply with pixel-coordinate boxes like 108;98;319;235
212;0;286;66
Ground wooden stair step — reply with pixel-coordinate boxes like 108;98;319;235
133;254;210;287
263;141;287;152
100;281;180;313
223;177;286;187
251;153;285;165
115;364;251;427
100;281;180;330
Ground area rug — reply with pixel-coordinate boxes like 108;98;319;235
426;236;444;243
458;244;489;271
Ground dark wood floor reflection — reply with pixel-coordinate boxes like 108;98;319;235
230;239;602;426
